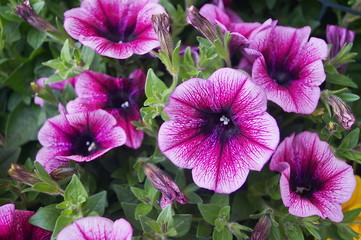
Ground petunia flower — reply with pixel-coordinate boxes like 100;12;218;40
270;131;355;222
143;162;189;208
247;25;328;114
326;24;355;74
64;0;166;59
67;69;145;149
36;107;126;172
158;68;279;193
0;203;52;240
327;94;355;130
57;216;132;240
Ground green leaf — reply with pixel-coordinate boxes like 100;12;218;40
215;218;227;232
60;40;72;62
64;175;88;203
0;148;21;178
130;187;148;203
140;215;161;233
81;46;95;69
30;183;59;194
304;223;321;239
34;162;53;184
135;203;153;220
338;93;360;102
121;202;142;230
339;128;360;150
326;73;358;88
211;193;229;207
29;204;61;231
87;191;107;216
213;228;233;240
145;69;168;99
197;221;212;237
51;214;74;240
173;214;192;237
342;208;361;223
284;222;304;240
198;204;222;225
27;29;46;49
157;204;174;227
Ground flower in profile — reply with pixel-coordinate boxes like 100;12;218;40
327;95;355;130
143;162;189;208
36;106;126;172
270;131;355;222
8;163;41;186
248;25;328;114
0;203;52;240
326;25;355;73
158;68;279;193
64;0;166;59
187;6;219;43
67;70;145;149
57;216;132;240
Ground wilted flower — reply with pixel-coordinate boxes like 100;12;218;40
247;25;328;114
14;0;59;33
327;95;355;130
143;162;189;208
158;68;279;193
8;163;40;185
187;5;219;43
0;203;52;240
36;107;126;172
57;216;132;240
64;0;166;59
270;131;355;222
327;25;355;73
67;70;145;149
152;13;173;58
250;216;272;240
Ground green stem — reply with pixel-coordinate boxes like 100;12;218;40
170;73;179;91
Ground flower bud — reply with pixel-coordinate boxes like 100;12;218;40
14;0;59;33
50;167;77;181
250;216;272;240
327;95;355;130
187;5;218;43
8;164;40;185
152;13;173;58
143;162;189;208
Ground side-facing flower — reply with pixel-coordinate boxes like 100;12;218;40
327;95;355;130
8;163;41;185
36;107;126;172
0;203;52;240
248;25;328;114
143;162;189;208
57;216;132;240
327;25;355;73
158;68;279;193
67;70;145;149
64;0;166;59
152;13;173;58
270;131;355;222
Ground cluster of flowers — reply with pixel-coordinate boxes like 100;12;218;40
9;0;359;239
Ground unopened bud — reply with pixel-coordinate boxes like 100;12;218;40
187;5;218;42
143;163;189;208
8;164;40;185
250;216;272;240
152;13;173;58
327;95;355;130
50;167;77;181
14;0;59;33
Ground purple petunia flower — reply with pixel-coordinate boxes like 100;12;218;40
158;68;279;193
326;24;355;73
64;0;166;59
57;216;132;240
67;69;145;149
0;203;52;240
36;107;126;172
246;25;328;114
270;131;355;222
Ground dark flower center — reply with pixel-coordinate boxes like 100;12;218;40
101;24;135;43
201;111;238;143
268;66;294;86
72;133;97;156
106;90;130;110
289;169;321;198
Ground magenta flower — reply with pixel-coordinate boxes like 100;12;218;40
36;107;126;172
158;68;279;193
270;131;355;222
248;25;328;114
67;70;145;149
0;203;52;240
64;0;166;59
57;216;132;240
326;25;355;73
